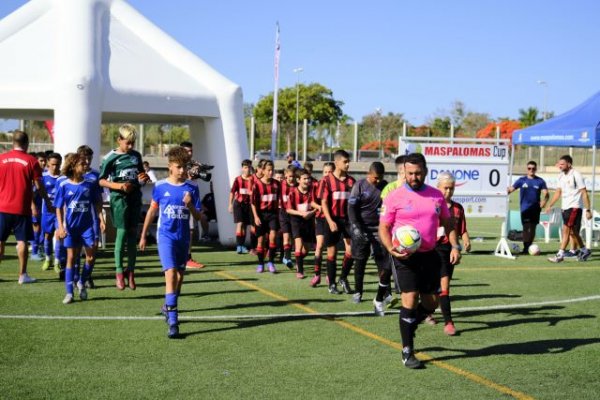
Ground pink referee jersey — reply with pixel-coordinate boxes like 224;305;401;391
380;183;450;252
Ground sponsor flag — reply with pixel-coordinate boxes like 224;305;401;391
270;22;280;161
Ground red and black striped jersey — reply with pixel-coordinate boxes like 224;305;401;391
280;180;297;209
438;200;468;244
230;175;253;204
318;173;355;219
286;186;314;212
252;178;280;212
313;178;325;219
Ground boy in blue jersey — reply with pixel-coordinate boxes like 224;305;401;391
139;147;202;339
55;154;105;304
508;161;549;254
40;153;62;271
77;145;102;288
30;152;48;261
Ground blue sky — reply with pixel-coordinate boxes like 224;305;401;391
1;0;600;129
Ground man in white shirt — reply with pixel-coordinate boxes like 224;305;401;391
544;155;592;262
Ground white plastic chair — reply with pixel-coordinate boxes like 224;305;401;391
580;209;600;246
539;208;562;243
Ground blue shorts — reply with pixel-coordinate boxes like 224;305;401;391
41;212;58;235
158;237;189;272
64;227;95;249
0;212;34;242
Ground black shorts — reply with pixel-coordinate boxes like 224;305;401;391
254;211;279;237
233;201;251;225
291;216;315;243
279;208;291;234
391;250;441;294
562;208;582;231
315;218;327;236
324;217;351;247
351;227;384;260
0;212;34;242
521;205;541;225
435;242;454;280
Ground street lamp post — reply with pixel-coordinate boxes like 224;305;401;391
293;67;304;157
537;80;549;169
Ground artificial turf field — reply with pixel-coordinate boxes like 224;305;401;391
1;218;599;399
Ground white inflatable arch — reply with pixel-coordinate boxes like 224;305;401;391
0;0;248;245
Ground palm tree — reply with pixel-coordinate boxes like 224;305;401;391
518;107;542;127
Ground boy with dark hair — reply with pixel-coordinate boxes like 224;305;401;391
280;164;297;268
286;168;316;278
40;153;62;272
251;160;281;273
229;159;254;254
319;150;356;294
139;146;202;338
308;162;334;287
348;161;387;303
30;152;48;261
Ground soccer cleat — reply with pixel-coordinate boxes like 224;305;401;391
116;273;125;290
563;249;580;259
282;257;294;270
18;273;37;285
352;292;362;304
30;253;43;261
383;293;393;306
41;259;51;271
167;324;180;339
256;264;264;273
62;293;74;304
402;349;423;369
296;272;305;279
127;270;136;290
53;262;61;274
548;253;564;263
373;298;385;316
578;249;592;262
186;258;205;269
199;234;211;243
424;315;437;325
160;304;168;323
444;321;457;336
338;277;354;294
239;246;249;254
309;275;321;287
328;284;340;295
85;278;95;289
267;262;277;274
249;249;258;256
77;281;88;300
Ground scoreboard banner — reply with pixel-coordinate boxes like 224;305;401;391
400;142;510;218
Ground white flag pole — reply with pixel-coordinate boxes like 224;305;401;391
270;23;281;161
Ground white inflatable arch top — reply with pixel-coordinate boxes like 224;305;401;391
0;0;249;245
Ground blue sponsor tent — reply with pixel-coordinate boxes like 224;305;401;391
511;91;600;248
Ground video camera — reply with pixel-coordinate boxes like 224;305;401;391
187;160;214;182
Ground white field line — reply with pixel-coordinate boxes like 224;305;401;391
0;295;599;322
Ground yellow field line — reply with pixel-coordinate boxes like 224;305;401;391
214;270;535;400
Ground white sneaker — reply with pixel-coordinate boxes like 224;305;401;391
62;293;74;304
18;273;36;285
373;298;385;317
77;281;88;300
383;293;393;306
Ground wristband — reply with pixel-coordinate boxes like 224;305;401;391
451;245;461;250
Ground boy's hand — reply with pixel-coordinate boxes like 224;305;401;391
138;237;146;251
121;182;134;194
138;172;150;183
183;192;192;207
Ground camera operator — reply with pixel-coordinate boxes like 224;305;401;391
179;141;213;269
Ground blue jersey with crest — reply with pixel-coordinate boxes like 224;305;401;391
152;179;201;242
54;178;102;233
41;172;61;215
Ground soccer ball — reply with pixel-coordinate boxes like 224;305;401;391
392;225;421;254
528;244;541;256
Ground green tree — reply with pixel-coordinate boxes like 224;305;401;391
429;117;452;137
518;107;542;127
461;112;491;136
253;83;344;154
357;111;406;148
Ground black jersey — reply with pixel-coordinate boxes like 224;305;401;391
348;178;386;229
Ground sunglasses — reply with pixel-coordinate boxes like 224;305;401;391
527;167;536;170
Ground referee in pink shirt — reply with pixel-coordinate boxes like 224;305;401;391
379;153;461;369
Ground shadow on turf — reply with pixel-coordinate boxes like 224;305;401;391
452;293;522;301
177;314;346;338
421;338;600;362
453;313;595;335
88;288;255;301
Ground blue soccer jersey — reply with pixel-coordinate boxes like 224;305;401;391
54;178;102;234
152;179;201;242
513;176;547;212
41;172;61;233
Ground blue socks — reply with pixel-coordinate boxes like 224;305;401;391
165;292;178;327
65;268;74;295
